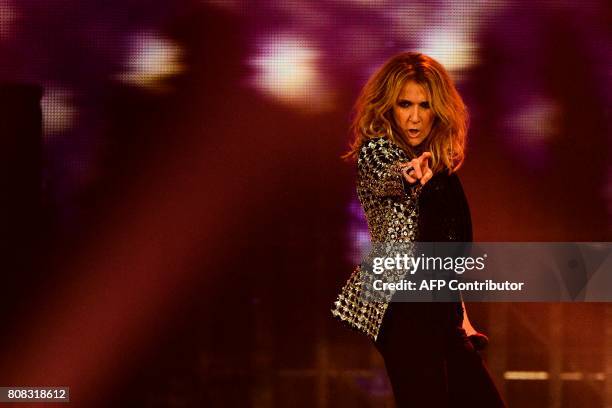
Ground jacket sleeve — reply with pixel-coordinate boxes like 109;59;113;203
357;138;415;198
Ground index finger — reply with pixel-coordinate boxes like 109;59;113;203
417;152;430;169
410;159;423;179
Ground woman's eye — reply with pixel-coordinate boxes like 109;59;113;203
397;101;430;109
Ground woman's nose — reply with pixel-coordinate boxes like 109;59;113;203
408;106;420;122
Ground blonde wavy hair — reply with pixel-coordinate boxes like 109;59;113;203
344;52;468;173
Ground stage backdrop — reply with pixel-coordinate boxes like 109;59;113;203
0;1;610;407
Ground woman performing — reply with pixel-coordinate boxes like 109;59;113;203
331;52;506;407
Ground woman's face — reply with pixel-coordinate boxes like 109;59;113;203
392;80;435;147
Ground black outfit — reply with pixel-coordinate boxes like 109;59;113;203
374;171;506;407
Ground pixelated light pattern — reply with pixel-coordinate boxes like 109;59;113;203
500;95;562;170
40;85;78;138
0;0;18;41
332;0;387;6
204;0;243;13
248;34;335;113
117;32;185;91
503;96;561;146
384;4;435;45
243;1;497;114
409;1;505;72
417;28;478;72
504;371;550;380
347;197;370;264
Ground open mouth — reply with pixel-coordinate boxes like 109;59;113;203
408;129;420;137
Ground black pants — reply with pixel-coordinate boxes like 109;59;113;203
374;302;506;408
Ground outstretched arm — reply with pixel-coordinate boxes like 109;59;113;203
358;138;432;197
